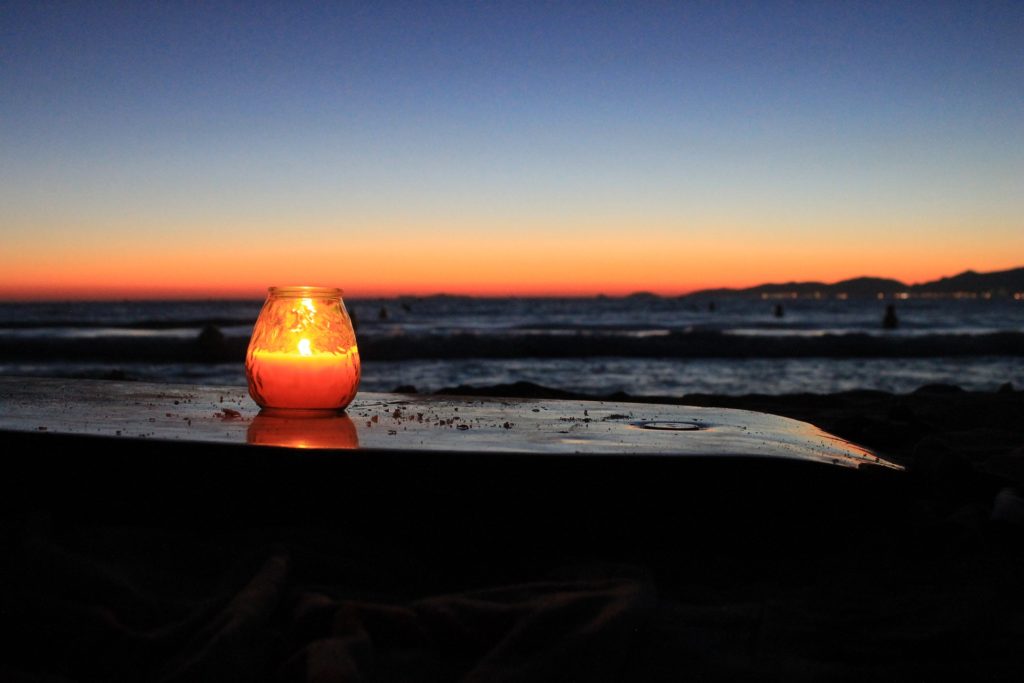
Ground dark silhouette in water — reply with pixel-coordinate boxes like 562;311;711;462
196;324;229;361
707;301;716;313
378;307;389;321
883;304;899;330
773;304;785;318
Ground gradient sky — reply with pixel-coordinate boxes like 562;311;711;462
2;1;1022;298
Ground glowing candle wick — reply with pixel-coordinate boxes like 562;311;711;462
298;338;312;356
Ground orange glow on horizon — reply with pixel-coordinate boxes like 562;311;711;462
3;268;1020;300
2;219;1021;300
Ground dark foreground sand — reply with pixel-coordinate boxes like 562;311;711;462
3;383;1024;681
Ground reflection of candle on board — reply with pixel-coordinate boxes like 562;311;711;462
246;287;360;411
247;411;359;449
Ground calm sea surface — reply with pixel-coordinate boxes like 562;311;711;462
1;297;1022;395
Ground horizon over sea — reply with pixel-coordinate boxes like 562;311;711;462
1;296;1023;396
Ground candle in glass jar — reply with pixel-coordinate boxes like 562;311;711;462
246;287;360;411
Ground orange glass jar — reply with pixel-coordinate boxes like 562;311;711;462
245;286;360;411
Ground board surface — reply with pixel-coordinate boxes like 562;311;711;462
0;377;899;469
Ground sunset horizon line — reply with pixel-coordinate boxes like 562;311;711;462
2;264;1020;302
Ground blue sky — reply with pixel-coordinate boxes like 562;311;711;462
2;1;1022;296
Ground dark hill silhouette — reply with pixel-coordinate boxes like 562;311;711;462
685;267;1024;300
834;277;907;295
911;267;1024;295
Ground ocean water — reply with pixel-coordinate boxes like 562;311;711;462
1;297;1022;395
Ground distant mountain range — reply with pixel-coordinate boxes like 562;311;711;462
686;267;1024;300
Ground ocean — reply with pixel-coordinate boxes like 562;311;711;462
1;296;1022;396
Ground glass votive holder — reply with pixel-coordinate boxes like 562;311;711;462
245;286;360;412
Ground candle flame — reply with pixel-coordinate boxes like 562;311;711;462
298;338;312;356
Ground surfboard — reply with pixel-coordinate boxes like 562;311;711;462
0;377;899;470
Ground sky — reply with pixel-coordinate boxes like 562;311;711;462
2;1;1022;298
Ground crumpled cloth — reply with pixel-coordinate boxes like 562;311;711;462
2;529;653;682
4;518;1024;682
